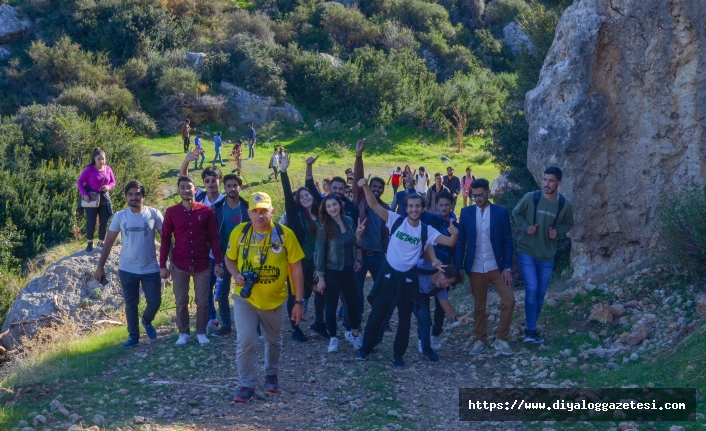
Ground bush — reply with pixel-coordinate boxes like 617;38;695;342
483;0;531;29
125;109;158;136
659;187;706;282
319;3;380;51
122;57;149;89
56;85;135;119
157;67;202;97
325;140;350;158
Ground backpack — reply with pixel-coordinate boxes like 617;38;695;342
390;217;428;258
238;221;287;257
533;190;565;229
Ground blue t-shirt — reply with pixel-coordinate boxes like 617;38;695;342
195;135;203;149
249;128;256;140
416;259;449;300
222;201;243;237
214;136;222;150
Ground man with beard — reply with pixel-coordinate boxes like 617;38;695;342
351;139;390;331
307;160;359;226
160;175;224;345
209;174;250;337
94;181;164;347
355;175;458;368
513;167;574;344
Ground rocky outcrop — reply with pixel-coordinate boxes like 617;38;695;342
0;5;31;44
220;81;304;125
525;0;706;280
185;51;206;70
503;22;535;57
0;247;126;350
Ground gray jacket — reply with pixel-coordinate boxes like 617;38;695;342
315;216;358;276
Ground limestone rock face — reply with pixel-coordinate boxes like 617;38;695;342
0;5;31;44
525;0;706;280
220;81;304;125
184;51;207;70
0;247;126;350
503;22;535;57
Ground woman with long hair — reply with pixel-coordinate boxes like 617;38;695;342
279;154;323;341
77;148;116;252
315;194;365;353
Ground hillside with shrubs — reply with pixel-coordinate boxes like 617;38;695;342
0;0;572;325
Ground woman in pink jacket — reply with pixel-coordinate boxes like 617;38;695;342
77;148;116;252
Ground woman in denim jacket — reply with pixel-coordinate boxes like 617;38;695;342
315;194;365;353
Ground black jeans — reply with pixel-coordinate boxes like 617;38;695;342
325;265;359;337
183;136;190;153
85;205;111;241
287;258;315;329
118;270;162;340
346;250;385;330
361;267;417;358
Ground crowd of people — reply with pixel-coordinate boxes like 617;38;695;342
78;131;574;403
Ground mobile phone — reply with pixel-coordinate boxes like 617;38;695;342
100;275;108;286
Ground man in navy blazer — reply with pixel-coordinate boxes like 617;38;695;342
454;178;515;357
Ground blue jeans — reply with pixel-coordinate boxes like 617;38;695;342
195;150;205;168
416;294;436;352
518;252;554;331
212;148;223;165
117;270;162;340
208;258;233;328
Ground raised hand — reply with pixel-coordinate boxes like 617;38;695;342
355;139;366;155
185;149;199;162
357;174;371;188
447;224;458;236
305;156;319;166
432;260;444;270
279;154;290;172
356;218;367;237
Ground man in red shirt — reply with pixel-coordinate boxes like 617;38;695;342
160;175;224;345
388;167;403;195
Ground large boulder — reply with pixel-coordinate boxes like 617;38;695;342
503;22;535;57
220;81;304;125
0;5;31;44
525;0;706;280
0;247;126;350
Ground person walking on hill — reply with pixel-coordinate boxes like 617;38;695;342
513;167;574;344
231;140;243;173
247;123;256;159
159;175;224;346
355;175;458;368
181;119;195;153
388;167;403;195
443;167;461;210
461;167;477;208
279;154;323;342
77;147;116;252
315;194;365;353
194;131;206;169
224;192;305;402
267;147;280;182
455;178;516;357
415;167;430;209
212;131;226;167
94;181;163;347
427;173;449;211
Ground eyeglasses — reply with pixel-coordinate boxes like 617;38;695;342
471;193;486;200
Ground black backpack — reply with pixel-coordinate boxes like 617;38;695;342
195;189;208;203
533;190;565;229
390;217;428;258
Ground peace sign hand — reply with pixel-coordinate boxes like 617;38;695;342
357;174;371;188
356;218;367;236
279;154;290;172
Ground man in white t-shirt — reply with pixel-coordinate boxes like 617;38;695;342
94;181;164;347
355;175;458;367
414;166;430;209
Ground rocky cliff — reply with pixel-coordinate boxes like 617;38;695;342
525;0;706;280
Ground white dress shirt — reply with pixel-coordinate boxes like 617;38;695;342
471;205;498;273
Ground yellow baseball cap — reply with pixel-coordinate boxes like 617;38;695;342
248;192;273;210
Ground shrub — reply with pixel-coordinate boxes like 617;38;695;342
224;10;276;45
125;109;158;136
659;186;706;282
56;85;135;119
381;20;419;52
319;2;380;51
122;57;149;89
157;67;202;97
325;140;350;158
483;0;531;29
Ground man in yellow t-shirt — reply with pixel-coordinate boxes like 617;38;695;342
225;191;305;403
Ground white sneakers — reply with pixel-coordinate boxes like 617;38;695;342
344;331;362;350
418;336;443;353
328;338;339;353
430;335;441;351
175;333;211;345
206;319;220;334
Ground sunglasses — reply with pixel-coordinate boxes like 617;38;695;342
203;178;219;184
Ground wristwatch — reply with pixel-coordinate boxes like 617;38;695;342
293;300;305;307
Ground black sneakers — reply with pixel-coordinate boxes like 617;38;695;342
264;375;279;393
234;387;255;402
309;322;328;338
523;329;545;344
291;327;309;342
392;356;405;368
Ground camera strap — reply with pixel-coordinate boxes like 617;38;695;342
241;222;273;267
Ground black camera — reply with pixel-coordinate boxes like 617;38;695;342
240;271;260;298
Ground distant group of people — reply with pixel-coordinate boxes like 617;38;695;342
180;119;257;175
76;134;574;404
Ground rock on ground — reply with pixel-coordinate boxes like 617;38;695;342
220;81;303;125
0;246;126;350
525;0;706;281
0;5;31;44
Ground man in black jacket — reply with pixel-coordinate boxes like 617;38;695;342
209;174;250;337
306;159;359;226
443;167;461;210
